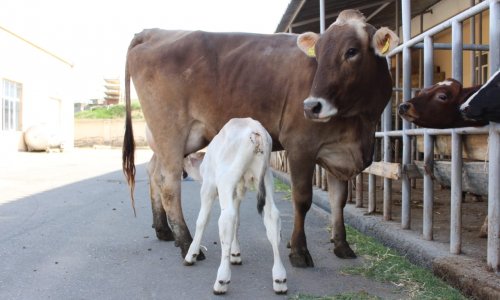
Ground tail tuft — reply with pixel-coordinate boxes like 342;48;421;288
257;178;266;215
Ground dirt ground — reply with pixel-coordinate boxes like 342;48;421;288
355;177;488;263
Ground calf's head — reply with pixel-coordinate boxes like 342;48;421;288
183;152;205;181
398;79;487;128
297;9;398;122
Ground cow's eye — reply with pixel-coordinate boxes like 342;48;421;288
345;48;359;59
437;94;447;101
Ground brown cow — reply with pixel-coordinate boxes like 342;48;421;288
398;78;487;128
398;78;489;237
123;9;398;268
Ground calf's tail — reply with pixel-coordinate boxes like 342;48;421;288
252;130;271;215
122;42;137;216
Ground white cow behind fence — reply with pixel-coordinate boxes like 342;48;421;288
183;117;287;295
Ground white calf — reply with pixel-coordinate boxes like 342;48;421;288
183;118;287;295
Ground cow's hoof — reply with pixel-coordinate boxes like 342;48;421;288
286;240;291;248
197;250;206;261
333;243;357;259
289;250;314;268
183;260;194;266
155;228;175;241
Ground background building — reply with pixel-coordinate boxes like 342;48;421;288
0;24;74;152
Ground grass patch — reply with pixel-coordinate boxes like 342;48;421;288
274;177;291;200
341;225;466;300
75;102;143;119
290;291;380;300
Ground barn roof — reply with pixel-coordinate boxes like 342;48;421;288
275;0;441;33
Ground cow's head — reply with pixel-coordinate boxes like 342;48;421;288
460;69;500;123
398;79;487;128
297;9;398;122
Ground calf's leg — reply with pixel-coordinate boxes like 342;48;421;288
327;174;356;258
184;181;217;265
230;182;244;265
213;184;237;295
262;170;287;294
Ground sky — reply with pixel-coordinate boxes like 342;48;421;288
0;0;291;101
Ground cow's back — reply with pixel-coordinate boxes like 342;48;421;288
127;29;316;150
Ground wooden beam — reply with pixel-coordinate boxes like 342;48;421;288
363;161;401;180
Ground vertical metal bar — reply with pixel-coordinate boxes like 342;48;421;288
319;0;325;34
424;35;434;87
450;131;462;254
488;124;500;272
470;0;476;86
368;152;376;213
490;0;500;74
383;57;393;221
423;132;434;240
401;0;412;230
422;36;435;241
452;20;463;82
355;174;363;208
347;179;353;203
487;0;500;273
478;10;483;84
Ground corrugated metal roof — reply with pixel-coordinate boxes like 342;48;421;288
275;0;441;33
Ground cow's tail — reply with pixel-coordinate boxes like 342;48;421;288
254;130;272;215
122;41;137;217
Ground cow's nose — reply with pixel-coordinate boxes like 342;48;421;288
304;100;322;116
398;103;410;115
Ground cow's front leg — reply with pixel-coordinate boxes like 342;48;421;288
288;159;315;268
327;174;356;258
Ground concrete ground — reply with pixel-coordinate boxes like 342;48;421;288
0;148;408;300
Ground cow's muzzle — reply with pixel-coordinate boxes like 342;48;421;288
397;102;417;121
303;97;338;122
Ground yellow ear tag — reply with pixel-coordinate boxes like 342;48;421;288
307;47;316;57
381;38;391;54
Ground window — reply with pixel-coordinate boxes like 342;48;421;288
2;79;22;131
474;52;489;85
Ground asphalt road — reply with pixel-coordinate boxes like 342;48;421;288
0;149;406;299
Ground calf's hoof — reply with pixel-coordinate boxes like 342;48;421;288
230;253;242;265
289;250;314;268
333;242;357;259
273;278;288;294
213;280;230;295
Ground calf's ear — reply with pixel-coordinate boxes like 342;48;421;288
372;27;399;57
183;152;205;181
297;32;320;58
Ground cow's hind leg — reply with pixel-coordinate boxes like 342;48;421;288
262;170;287;294
184;181;217;265
327;174;356;258
213;182;237;295
148;154;174;241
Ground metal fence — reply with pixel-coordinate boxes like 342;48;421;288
271;0;500;273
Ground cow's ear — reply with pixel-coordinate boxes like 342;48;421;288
372;27;398;57
297;32;319;58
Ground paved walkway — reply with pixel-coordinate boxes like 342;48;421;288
0;149;407;299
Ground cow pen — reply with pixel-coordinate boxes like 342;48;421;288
272;0;500;294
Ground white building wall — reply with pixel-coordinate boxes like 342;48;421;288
0;26;74;152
